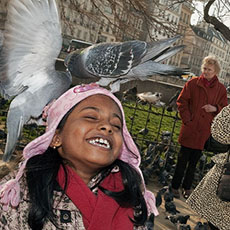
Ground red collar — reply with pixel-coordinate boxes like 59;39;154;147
200;74;217;87
57;165;134;229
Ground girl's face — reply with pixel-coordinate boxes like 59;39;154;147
202;63;217;80
54;94;123;178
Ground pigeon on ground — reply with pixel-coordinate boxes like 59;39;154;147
177;224;191;230
194;222;209;230
164;190;174;202
0;0;72;161
166;215;190;225
65;35;188;92
155;186;167;207
137;92;162;104
165;201;180;215
145;213;155;230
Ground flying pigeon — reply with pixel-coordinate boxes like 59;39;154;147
0;0;187;162
0;0;72;161
137;92;162;104
65;35;188;92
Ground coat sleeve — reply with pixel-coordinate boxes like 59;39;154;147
211;104;230;145
214;84;228;115
0;172;21;230
176;81;192;125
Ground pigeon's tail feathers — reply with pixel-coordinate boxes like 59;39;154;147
142;35;181;63
3;112;25;162
127;61;189;78
154;45;185;63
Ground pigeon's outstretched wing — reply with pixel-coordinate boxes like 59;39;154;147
0;0;72;161
65;35;188;92
0;0;64;98
66;35;182;79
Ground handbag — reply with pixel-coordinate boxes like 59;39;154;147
217;150;230;201
204;135;230;153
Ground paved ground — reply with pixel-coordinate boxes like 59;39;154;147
147;177;206;230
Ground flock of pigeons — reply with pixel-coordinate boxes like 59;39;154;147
139;132;214;230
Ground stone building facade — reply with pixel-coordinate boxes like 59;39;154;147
1;0;230;84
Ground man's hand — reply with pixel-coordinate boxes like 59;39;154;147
202;104;217;113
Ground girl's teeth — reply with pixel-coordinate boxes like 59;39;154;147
89;138;110;149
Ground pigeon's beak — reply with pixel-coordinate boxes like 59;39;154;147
64;51;81;73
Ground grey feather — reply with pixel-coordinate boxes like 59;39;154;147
65;36;188;92
0;0;72;161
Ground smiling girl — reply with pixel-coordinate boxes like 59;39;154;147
0;83;158;230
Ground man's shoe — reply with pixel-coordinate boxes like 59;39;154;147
171;188;180;199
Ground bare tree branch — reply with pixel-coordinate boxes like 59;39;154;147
204;0;230;41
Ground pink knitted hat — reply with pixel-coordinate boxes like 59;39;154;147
0;83;158;215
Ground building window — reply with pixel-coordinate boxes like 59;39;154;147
77;30;82;38
83;31;88;40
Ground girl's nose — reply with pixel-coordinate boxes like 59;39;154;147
98;122;113;134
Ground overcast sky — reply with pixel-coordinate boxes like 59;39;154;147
191;1;230;27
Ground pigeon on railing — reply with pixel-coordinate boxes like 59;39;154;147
166;90;181;112
122;86;137;102
137;92;162;105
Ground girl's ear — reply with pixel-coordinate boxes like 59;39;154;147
50;130;62;149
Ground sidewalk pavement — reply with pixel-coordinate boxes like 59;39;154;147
147;177;206;230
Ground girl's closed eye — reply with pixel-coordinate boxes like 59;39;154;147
85;115;97;120
111;119;122;130
112;124;121;130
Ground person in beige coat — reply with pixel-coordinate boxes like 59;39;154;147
186;104;230;230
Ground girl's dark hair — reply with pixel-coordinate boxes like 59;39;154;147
26;148;65;229
26;101;147;229
26;153;147;229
